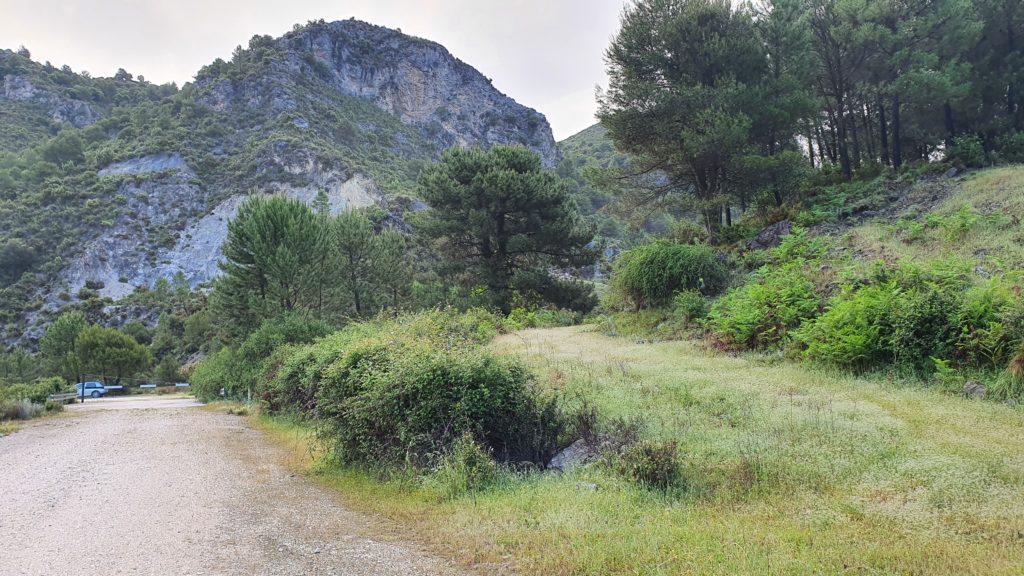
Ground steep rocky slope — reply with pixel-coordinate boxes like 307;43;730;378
0;20;559;344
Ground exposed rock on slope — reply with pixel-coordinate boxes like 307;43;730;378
194;19;558;167
58;160;380;302
1;74;102;128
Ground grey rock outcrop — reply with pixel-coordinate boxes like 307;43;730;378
1;74;102;128
97;154;188;177
964;381;987;400
748;219;793;251
56;156;381;302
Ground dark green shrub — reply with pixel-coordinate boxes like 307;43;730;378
708;263;821;350
237;312;332;367
796;264;1019;375
997;132;1024;162
794;283;899;369
611;241;729;310
947;135;986;168
615;440;682;491
890;287;960;370
317;343;563;467
192;312;333;401
190;347;247;401
260;326;375;414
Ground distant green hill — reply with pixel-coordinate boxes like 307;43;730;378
558;123;629;172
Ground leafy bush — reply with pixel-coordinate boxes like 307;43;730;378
796;265;1023;374
672;290;708;323
794;283;898;369
191;313;333;401
997;131;1024;162
708;263;821;350
250;310;560;468
615;440;682;491
0;399;44;421
611;241;728;310
0;377;68;404
316;340;563;467
947;135;986;168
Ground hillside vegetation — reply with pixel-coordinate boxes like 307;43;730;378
0;19;559;345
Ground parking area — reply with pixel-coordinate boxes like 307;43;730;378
65;395;202;411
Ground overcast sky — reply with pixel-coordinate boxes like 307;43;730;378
0;0;627;140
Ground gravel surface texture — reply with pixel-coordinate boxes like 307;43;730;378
0;398;466;575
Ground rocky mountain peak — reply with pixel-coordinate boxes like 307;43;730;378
193;19;559;167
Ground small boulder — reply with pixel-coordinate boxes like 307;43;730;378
944;167;959;179
575;482;599;492
964;381;986;399
549;439;594;472
747;220;792;251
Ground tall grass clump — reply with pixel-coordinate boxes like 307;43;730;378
610;241;728;310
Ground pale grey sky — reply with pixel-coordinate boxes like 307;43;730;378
0;0;627;140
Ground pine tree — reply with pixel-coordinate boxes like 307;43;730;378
415;146;596;313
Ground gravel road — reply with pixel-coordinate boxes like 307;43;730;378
0;398;466;576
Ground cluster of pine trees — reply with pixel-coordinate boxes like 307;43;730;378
212;146;597;337
599;0;1023;236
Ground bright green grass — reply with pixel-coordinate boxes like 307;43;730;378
258;326;1024;575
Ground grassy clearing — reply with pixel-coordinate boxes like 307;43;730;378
0;422;20;436
253;326;1024;575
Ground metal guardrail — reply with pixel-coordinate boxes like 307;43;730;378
47;393;79;404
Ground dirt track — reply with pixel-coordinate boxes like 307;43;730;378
0;397;464;576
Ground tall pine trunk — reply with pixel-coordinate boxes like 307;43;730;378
878;92;890;167
891;93;903;171
807;124;816;169
944;101;956;148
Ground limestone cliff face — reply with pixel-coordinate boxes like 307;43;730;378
193;19;559;167
1;74;102;127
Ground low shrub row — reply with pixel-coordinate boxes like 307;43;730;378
603;229;1024;398
700;234;1024;393
194;309;564;472
0;377;69;404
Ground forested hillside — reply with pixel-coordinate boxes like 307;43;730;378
598;0;1023;236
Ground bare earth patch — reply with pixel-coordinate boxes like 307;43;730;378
0;398;465;576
